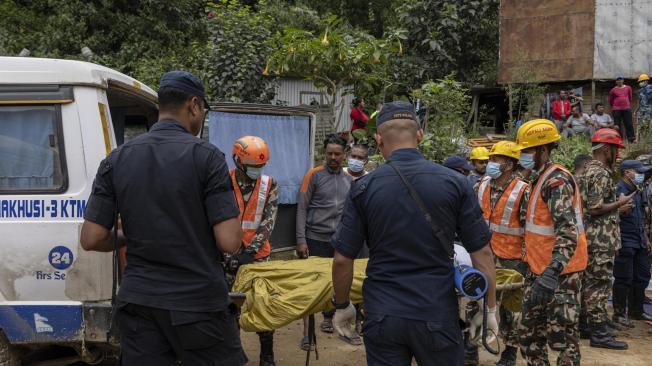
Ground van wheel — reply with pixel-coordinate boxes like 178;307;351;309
0;332;20;366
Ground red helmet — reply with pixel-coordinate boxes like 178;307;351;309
592;128;624;148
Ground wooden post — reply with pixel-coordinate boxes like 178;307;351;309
591;80;596;114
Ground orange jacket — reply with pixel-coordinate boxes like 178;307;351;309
524;164;587;275
230;170;273;259
477;176;528;260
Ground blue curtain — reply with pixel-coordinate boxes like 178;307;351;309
208;111;311;204
0;106;57;190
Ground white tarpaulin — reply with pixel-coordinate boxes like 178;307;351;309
594;0;652;79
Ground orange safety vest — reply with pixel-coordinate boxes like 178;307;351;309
524;164;587;275
477;176;528;260
230;169;273;260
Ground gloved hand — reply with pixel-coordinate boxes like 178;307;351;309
332;302;357;340
469;303;498;345
530;264;561;305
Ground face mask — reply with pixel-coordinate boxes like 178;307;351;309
347;158;365;173
634;173;645;185
519;153;536;170
640;82;648;88
486;162;502;179
245;167;263;180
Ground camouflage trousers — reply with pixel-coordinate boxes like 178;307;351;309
580;249;615;327
519;271;581;366
638;115;652;141
497;257;526;349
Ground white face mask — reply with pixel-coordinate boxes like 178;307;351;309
245;167;263;180
634;173;645;185
347;158;365;173
640;82;648;88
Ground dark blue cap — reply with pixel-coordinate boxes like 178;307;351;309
621;160;651;173
376;101;417;127
616;75;624;80
443;155;474;172
159;71;208;105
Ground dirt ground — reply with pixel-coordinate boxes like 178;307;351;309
241;317;652;365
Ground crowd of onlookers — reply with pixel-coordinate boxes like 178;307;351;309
539;75;652;143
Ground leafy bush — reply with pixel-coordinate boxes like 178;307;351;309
411;75;471;163
551;136;591;170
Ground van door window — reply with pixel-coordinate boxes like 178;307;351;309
0;105;66;192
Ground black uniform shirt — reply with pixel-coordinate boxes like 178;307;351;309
331;148;491;321
84;119;239;312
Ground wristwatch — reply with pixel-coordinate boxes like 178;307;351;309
331;295;350;309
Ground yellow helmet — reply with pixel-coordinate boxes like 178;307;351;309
470;147;489;161
489;141;521;160
516;119;560;150
638;73;650;82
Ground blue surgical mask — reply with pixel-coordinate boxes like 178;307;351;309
246;167;263;180
347;158;365;173
519;153;535;170
486;162;502;179
634;173;645;185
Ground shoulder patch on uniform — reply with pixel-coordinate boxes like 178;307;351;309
99;159;113;176
547;178;565;189
350;180;367;200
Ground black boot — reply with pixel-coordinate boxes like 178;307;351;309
630;287;652;321
589;324;628;350
496;345;517;366
258;331;276;366
463;330;479;366
613;286;635;328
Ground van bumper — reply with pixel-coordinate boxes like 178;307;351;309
0;301;113;345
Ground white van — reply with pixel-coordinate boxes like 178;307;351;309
0;57;158;364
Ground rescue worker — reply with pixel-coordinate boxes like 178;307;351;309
614;160;652;323
475;141;530;366
635;73;652;140
80;71;247;365
345;144;370;180
469;146;489;185
296;133;353;349
577;129;631;350
330;101;496;365
444;155;475;176
230;136;279;366
515;119;588;366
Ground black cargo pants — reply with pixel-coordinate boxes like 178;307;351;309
117;303;247;366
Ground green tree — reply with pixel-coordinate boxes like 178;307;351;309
202;1;276;102
268;16;403;128
412;75;471;162
0;0;207;88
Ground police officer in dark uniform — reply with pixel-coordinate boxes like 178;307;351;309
80;71;248;366
330;101;496;365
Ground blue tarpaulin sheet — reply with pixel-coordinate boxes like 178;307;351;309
208;111;311;204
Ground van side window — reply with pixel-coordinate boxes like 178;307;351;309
0;105;66;192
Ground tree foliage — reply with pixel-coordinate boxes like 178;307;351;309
412;75;471;163
202;1;276;102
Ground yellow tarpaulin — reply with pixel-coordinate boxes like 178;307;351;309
232;257;367;332
232;258;525;332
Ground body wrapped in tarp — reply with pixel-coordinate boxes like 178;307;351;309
232;257;367;332
232;258;524;332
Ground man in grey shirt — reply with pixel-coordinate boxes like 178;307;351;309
563;105;594;138
591;102;615;130
296;133;353;348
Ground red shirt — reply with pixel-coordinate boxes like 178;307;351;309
551;99;571;121
350;107;369;131
608;86;632;110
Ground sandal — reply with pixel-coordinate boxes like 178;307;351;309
320;318;334;333
338;333;363;346
300;336;313;351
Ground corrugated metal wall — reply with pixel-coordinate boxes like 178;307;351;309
594;0;652;79
272;78;355;131
498;0;595;84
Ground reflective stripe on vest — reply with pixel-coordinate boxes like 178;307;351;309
524;164;588;274
241;175;270;230
478;176;527;259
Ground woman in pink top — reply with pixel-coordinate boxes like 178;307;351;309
609;76;635;142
